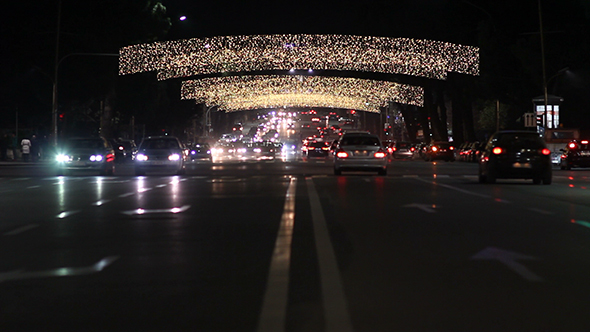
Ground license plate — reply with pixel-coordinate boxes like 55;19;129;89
513;162;531;168
151;160;169;165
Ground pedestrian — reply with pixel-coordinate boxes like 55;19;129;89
0;133;7;161
8;133;16;161
30;135;39;162
21;137;31;162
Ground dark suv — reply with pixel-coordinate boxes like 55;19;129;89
560;140;590;170
478;130;552;184
423;141;455;162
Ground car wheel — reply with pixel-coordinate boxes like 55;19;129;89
334;168;342;175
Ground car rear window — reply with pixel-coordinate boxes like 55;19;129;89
341;136;380;146
497;133;544;149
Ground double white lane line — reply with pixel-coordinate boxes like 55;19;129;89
258;177;353;332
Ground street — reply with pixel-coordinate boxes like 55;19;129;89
1;159;590;331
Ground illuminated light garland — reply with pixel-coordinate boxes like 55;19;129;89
181;75;424;112
119;34;479;81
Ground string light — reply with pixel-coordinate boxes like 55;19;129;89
119;34;479;81
181;75;423;112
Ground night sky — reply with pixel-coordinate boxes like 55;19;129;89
2;0;590;135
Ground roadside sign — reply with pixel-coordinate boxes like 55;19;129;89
524;113;536;127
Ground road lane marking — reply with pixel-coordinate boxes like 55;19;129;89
26;185;41;189
4;224;39;236
56;210;80;219
121;205;191;216
92;200;111;206
257;177;297;332
471;247;543;282
118;192;134;198
306;178;354;332
414;177;490;198
403;203;439;213
155;184;167;188
529;208;554;215
0;256;119;283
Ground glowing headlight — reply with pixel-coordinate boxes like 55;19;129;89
90;155;103;162
136;154;148;161
168;153;181;161
237;148;247;154
253;148;262;153
191;150;196;155
56;154;71;162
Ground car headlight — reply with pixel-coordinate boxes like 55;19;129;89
253;148;262;153
191;150;196;155
136;153;148;161
90;155;103;162
168;153;181;161
56;154;71;162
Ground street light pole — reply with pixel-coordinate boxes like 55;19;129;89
51;0;62;147
204;105;216;137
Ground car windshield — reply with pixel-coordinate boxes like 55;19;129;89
141;139;180;149
67;139;105;149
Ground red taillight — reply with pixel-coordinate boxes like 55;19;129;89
410;147;415;152
582;140;589;145
106;153;115;162
450;146;454;150
569;142;577;149
374;150;387;158
432;146;438;152
541;148;551;156
388;147;393;153
392;147;397;152
492;147;503;155
336;150;349;158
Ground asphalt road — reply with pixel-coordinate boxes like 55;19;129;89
1;158;590;331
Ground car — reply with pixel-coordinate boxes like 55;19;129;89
559;139;590;170
55;137;115;176
189;142;212;161
304;140;331;159
134;136;187;176
388;141;415;159
111;138;137;163
423;141;455;162
333;132;388;175
478;130;552;184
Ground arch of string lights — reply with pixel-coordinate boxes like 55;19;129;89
119;34;479;81
181;75;424;113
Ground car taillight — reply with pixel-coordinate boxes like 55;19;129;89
410;147;415;152
374;150;387;158
392;147;397;152
431;146;438;152
492;147;503;155
541;148;551;156
569;142;577;149
388;147;393;153
106;153;115;162
582;140;589;145
450;146;454;150
336;150;349;158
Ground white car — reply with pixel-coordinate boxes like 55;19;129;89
333;132;388;175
